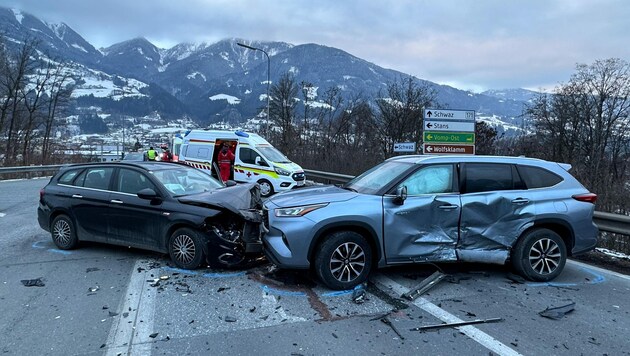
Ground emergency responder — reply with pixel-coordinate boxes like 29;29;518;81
218;142;234;183
147;146;157;161
161;147;173;162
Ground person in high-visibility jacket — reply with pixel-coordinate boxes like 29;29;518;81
147;147;157;161
218;143;234;183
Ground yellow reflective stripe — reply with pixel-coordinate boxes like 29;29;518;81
234;165;279;179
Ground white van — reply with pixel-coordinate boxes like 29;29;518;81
179;130;306;196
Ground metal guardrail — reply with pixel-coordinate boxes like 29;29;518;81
1;165;628;236
305;169;630;237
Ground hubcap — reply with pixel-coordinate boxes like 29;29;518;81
173;234;196;264
53;219;71;246
528;238;561;275
330;242;365;282
259;182;271;196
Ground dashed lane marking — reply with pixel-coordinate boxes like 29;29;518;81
373;275;522;356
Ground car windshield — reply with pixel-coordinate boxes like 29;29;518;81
344;161;412;195
257;146;290;163
151;166;224;196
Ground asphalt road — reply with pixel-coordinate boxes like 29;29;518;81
0;178;629;356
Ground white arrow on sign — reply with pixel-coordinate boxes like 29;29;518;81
424;121;475;132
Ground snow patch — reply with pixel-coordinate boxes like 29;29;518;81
244;89;252;94
343;75;355;80
307;101;334;110
596;247;630;260
282;59;289;64
12;9;24;24
220;51;229;61
209;94;241;105
72;43;88;53
186;72;207;81
288;66;299;74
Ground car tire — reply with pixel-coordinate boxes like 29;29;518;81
51;215;79;250
168;228;205;269
314;231;373;290
257;179;274;197
511;228;567;282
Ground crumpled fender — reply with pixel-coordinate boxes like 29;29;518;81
178;183;263;222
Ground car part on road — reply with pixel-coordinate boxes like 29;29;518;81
401;271;446;301
51;215;78;250
410;317;504;331
314;231;373;290
20;278;45;287
512;228;567;281
539;301;576;320
381;316;405;340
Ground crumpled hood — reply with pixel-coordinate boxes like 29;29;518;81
178;183;263;221
266;185;358;208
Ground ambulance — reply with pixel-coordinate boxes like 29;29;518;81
178;130;306;196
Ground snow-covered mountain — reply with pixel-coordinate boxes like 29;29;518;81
0;6;535;133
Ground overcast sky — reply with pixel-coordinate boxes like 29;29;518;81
2;0;629;92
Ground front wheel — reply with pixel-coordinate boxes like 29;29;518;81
314;231;373;290
51;215;78;250
257;179;274;197
168;228;205;269
511;228;567;281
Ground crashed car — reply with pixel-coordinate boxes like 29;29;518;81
37;161;264;269
263;155;599;290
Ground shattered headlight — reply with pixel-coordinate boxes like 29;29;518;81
275;203;328;217
274;166;291;176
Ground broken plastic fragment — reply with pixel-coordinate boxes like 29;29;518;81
21;278;45;287
539;301;575;320
225;316;237;322
159;275;169;280
88;286;100;292
149;333;159;338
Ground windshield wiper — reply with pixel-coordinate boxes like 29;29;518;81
342;186;357;192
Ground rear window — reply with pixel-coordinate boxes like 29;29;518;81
464;163;514;193
58;169;82;184
517;165;563;189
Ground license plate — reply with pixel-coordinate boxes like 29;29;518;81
296;181;305;186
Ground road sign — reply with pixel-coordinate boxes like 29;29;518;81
424;109;475;121
393;142;416;153
424;121;475;132
423;143;475;155
424;132;475;143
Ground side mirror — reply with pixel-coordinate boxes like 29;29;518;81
137;188;159;200
225;180;237;187
394;185;407;205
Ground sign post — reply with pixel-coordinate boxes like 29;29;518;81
393;142;416;153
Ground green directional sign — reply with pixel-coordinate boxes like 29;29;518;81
424;131;475;143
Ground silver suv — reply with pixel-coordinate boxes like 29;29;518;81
263;155;598;290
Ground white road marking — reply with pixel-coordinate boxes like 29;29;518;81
568;259;630;281
106;260;157;356
373;275;522;356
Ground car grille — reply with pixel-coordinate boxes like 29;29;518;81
292;172;305;181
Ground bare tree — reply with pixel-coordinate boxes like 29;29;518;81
268;72;298;156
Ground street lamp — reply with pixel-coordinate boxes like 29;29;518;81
237;42;270;132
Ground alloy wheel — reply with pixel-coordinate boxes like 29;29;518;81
172;234;196;264
53;219;72;246
528;238;562;275
329;242;366;282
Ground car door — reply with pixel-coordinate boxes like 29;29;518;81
236;146;270;183
457;163;533;264
107;168;167;250
69;167;114;242
382;164;460;263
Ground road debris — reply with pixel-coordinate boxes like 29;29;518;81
108;311;118;317
86;267;100;273
401;271;445;301
149;333;159;338
381;316;405;340
410;317;503;331
352;284;367;304
88;286;100;292
21;278;45;287
159;275;169;280
506;273;527;284
539;301;575;320
224;316;237;322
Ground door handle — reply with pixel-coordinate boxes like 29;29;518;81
110;199;124;204
511;198;530;204
71;194;83;198
438;204;459;210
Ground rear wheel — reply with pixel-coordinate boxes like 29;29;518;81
512;228;567;281
51;215;78;250
258;179;274;197
168;228;205;269
314;231;372;290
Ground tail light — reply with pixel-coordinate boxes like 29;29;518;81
39;189;45;200
572;193;597;204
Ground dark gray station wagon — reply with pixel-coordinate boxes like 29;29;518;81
263;155;599;290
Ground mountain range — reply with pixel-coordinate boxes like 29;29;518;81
0;7;538;133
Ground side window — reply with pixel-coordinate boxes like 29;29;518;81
188;144;210;160
401;165;453;195
239;147;256;164
464;163;513;193
117;169;157;195
517;165;563;189
82;167;114;190
58;169;82;184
